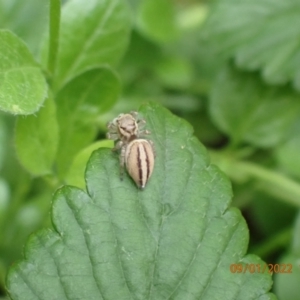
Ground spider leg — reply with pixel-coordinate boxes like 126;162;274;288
107;132;119;140
129;111;138;119
112;140;122;151
148;139;156;157
139;129;150;136
120;144;126;180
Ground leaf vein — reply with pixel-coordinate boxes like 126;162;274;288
199;218;242;299
104;163;134;298
18;268;43;300
36;234;70;300
60;0;119;85
64;196;105;300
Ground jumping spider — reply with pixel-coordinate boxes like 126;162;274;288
107;111;155;189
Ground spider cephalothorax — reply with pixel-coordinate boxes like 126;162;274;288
107;111;148;142
106;111;155;189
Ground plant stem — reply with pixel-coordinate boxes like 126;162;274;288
210;151;300;207
43;174;60;190
235;161;300;207
250;227;292;258
48;0;61;77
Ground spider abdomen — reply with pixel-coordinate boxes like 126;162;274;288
125;139;155;189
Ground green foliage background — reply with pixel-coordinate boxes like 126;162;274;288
0;0;300;299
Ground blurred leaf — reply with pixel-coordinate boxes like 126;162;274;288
177;3;208;31
65;140;113;189
202;0;300;89
127;0;140;12
0;30;47;115
124;30;162;68
120;30;162;85
276;137;300;179
0;116;7;169
0;0;48;56
158;94;200;113
7;103;275;300
55;67;120;178
0;178;9;230
136;0;179;43
0;191;51;282
154;56;193;90
250;192;296;237
1;195;51;252
0;116;32;200
274;211;300;300
45;0;131;89
15;98;58;176
275;119;300;180
184;107;224;147
209;65;300;147
193;39;227;93
291;211;300;255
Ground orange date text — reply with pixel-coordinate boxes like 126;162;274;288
229;263;292;274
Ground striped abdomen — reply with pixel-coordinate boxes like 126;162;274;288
125;139;155;189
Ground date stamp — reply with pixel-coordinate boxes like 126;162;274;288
230;263;292;274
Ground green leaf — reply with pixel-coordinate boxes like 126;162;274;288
177;3;208;32
209;65;300;147
0;115;31;197
0;190;52;292
0;30;47;115
0;115;7;169
0;178;9;220
0;191;51;260
120;31;162;79
274;253;300;300
136;0;179;43
46;0;131;89
153;56;193;90
275;119;300;180
0;0;48;56
65;140;114;189
202;0;300;90
15;98;58;176
276;135;300;180
7;103;275;299
250;192;297;237
55;67;120;178
274;211;300;300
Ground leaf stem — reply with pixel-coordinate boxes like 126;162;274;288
47;0;61;77
210;151;300;207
